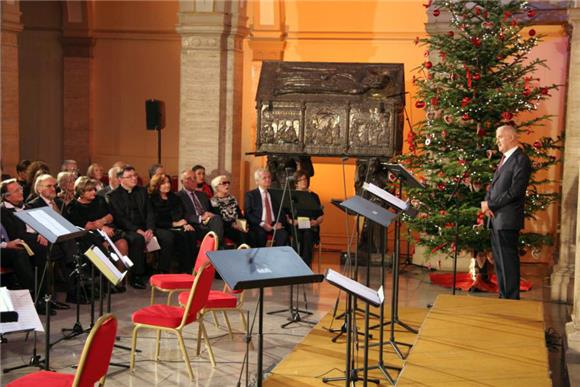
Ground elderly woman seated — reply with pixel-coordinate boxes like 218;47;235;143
210;175;247;246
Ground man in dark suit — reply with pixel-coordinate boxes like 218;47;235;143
108;165;173;288
1;178;52;313
97;166;121;200
482;125;532;300
244;168;289;247
177;169;223;241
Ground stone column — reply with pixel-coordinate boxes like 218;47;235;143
567;163;580;353
177;0;248;195
62;36;93;173
552;7;580;304
1;1;22;175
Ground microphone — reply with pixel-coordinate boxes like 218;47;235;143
285;167;296;181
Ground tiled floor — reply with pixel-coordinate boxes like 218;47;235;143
0;252;570;386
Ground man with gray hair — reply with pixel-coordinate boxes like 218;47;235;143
244;168;288;247
481;124;532;300
97;166;122;199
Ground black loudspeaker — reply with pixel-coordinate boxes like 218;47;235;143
145;99;165;130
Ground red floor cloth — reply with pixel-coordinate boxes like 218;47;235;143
429;272;532;293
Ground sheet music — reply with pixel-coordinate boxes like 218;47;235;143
0;287;15;312
0;289;44;333
363;182;408;211
326;269;382;306
27;209;70;236
96;229;133;268
93;246;125;279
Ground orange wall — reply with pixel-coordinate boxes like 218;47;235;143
241;0;427;250
90;1;180;180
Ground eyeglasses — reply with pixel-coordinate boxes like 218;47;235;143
122;174;137;179
296;178;308;182
219;181;231;185
7;187;23;195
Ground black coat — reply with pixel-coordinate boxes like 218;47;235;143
177;189;213;225
485;147;532;231
243;188;285;228
107;185;155;232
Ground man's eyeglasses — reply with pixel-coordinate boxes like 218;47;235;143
219;181;231;185
122;174;137;179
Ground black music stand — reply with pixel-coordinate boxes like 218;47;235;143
207;246;323;387
324;195;401;385
323;269;386;386
364;179;419;362
15;207;86;370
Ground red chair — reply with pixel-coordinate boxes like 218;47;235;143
178;244;250;340
149;231;218;305
8;314;118;387
130;261;216;380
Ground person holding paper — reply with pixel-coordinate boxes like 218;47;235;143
210;175;247;246
244;168;289;248
289;170;324;267
108;165;171;289
148;173;197;273
0;223;37;304
64;177;129;278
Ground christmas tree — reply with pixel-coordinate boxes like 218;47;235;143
402;0;562;261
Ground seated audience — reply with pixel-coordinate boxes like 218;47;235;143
148;173;197;273
61;159;79;177
64;176;128;263
107;165;172;288
210;175;247;246
97;166;121;198
178;169;224;242
289;170;324;267
148;163;165;179
16;159;31;189
0;223;36;299
192;164;213;198
24;160;49;201
56;171;76;207
244;168;289;247
87;163;106;191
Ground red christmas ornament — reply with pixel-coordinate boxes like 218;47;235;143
503;11;512;22
529;29;536;37
441;130;448;138
439;51;446;60
462;113;470;121
427;72;433;80
540;87;549;95
415;100;426;109
501;111;513;121
474;6;481;16
483;10;489;19
511;18;517;27
447;31;454;37
437;182;446;191
477;125;485;137
430;97;439;106
527;9;537;18
499;30;505;41
433;9;440;17
458;159;466;166
473;73;481;81
461;97;471;107
439;210;447;216
533;141;542;149
471;37;481;47
523;88;531;97
425;61;433;69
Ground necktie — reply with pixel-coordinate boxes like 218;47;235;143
190;191;204;215
49;200;60;213
263;191;273;225
497;155;506;171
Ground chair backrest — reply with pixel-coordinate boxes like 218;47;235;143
193;231;218;273
73;313;118;387
225;244;250;296
181;262;215;327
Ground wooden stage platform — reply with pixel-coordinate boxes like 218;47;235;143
265;295;550;386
